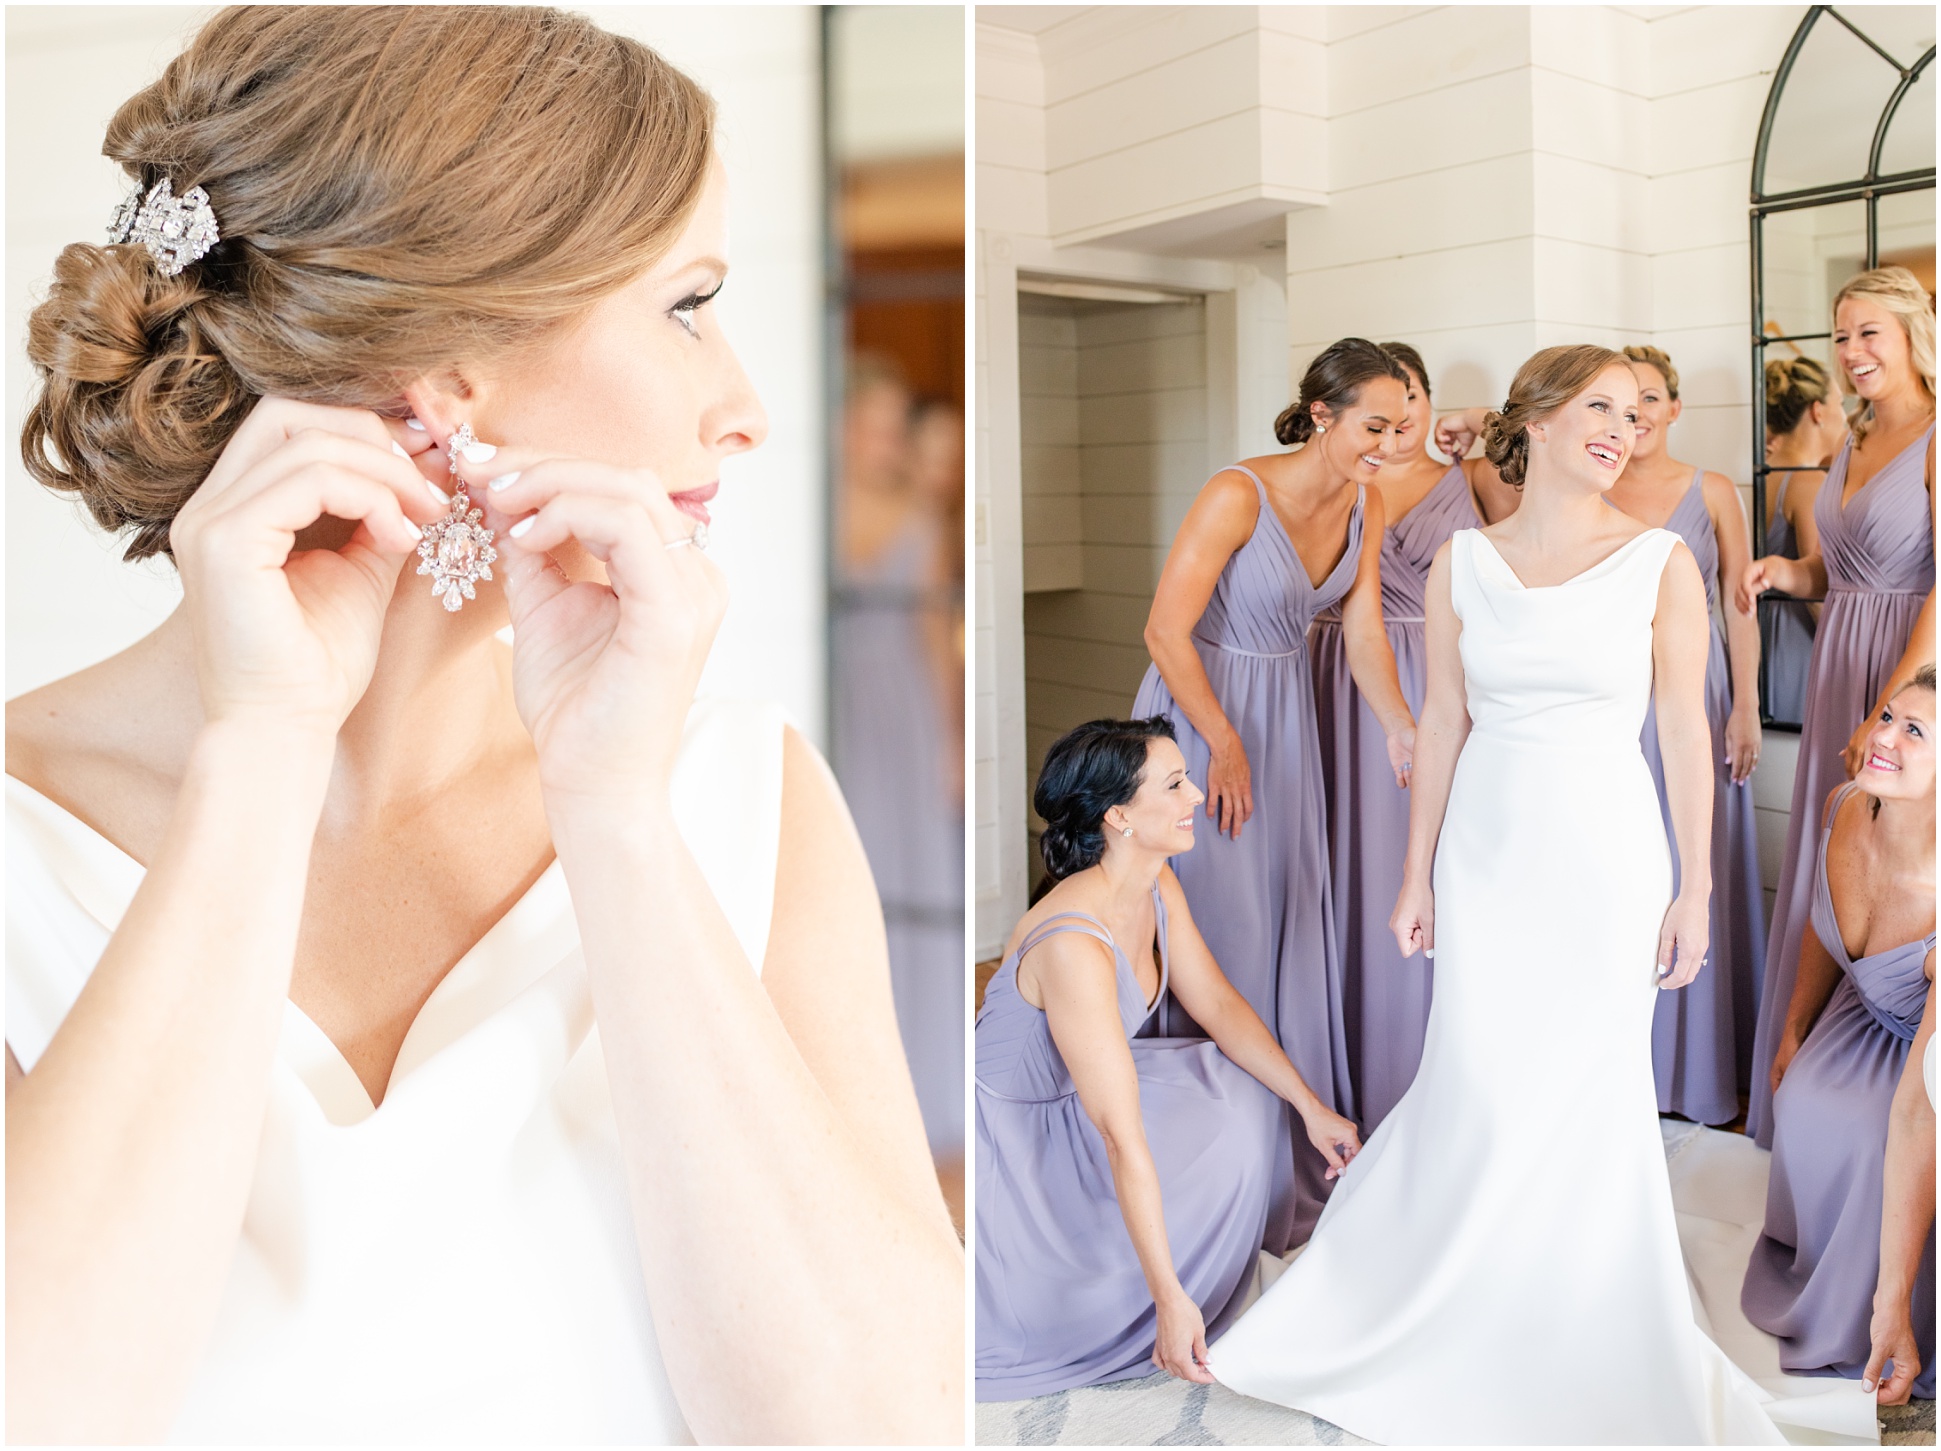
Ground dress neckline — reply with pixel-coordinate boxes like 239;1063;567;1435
1836;422;1935;513
1011;881;1169;1017
4;771;570;1123
1470;528;1663;592
1232;464;1364;593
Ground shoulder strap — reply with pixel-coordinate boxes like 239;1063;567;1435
1015;911;1117;965
1222;463;1269;509
1821;778;1862;834
1774;471;1791;509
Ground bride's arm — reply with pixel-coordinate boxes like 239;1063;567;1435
7;402;438;1443
556;733;962;1444
1651;542;1715;990
1390;544;1469;956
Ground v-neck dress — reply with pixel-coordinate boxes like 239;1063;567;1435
1749;424;1934;1143
1632;470;1767;1125
1761;470;1819;724
973;884;1279;1401
1743;781;1935;1399
1309;462;1478;1135
1132;463;1363;1254
6;697;785;1445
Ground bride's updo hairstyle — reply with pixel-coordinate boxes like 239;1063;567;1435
1034;717;1177;882
1831;265;1936;444
1273;337;1408;446
1765;356;1834;437
1481;344;1631;489
23;6;713;561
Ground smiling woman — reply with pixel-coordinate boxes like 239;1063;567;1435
3;6;961;1444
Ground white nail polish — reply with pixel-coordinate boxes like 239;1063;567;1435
461;441;498;463
426;479;451;505
488;471;521;492
509;516;534;538
405;417;427;432
392;441;411;459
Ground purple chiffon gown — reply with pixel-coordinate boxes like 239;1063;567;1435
1749;424;1934;1143
973;887;1280;1400
1309;463;1476;1133
1762;471;1818;724
1741;782;1936;1398
1636;470;1767;1125
1131;465;1362;1253
832;515;965;1152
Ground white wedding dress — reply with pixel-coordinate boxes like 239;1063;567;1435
1212;530;1872;1445
7;698;784;1444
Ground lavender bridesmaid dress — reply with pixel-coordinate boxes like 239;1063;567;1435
832;515;964;1153
1131;465;1362;1252
1309;463;1476;1133
1749;424;1935;1143
1742;782;1936;1398
1636;470;1767;1125
974;887;1280;1400
1761;471;1818;724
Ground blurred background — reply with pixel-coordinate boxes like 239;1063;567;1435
6;4;965;1222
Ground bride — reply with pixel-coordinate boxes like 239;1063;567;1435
1211;346;1823;1443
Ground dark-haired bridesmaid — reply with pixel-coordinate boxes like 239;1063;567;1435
975;719;1360;1401
1762;357;1848;722
1308;344;1519;1134
1742;265;1937;1145
1132;337;1413;1252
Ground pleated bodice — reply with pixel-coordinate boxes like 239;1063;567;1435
1815;425;1935;596
1663;471;1719;613
1378;464;1479;621
1810;784;1935;1042
1192;466;1363;656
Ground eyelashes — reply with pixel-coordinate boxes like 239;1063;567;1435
670;280;725;335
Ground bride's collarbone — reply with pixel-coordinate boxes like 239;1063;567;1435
1478;519;1650;588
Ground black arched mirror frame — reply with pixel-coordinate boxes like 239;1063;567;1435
1749;6;1934;727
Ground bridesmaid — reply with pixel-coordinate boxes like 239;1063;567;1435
1308;343;1517;1134
1742;668;1935;1401
1741;265;1937;1145
1133;337;1414;1252
1762;357;1848;722
975;719;1360;1400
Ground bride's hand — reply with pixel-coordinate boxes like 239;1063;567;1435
1655;890;1709;990
454;447;726;807
171;398;443;735
1150;1291;1214;1385
1385;725;1416;789
1300;1104;1362;1181
1390;877;1434;959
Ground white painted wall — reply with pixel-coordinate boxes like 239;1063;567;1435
7;6;828;744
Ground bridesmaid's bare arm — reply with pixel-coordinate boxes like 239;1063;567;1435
1142;469;1262;838
1336;486;1416;785
1651;542;1714;990
1866;967;1937;1404
1391;544;1470;956
1032;932;1211;1384
1156;869;1360;1178
1705;471;1763;784
1433;407;1520;521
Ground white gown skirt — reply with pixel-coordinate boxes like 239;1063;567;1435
1211;733;1789;1445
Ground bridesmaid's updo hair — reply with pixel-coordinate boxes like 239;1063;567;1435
1481;344;1631;490
1764;357;1834;436
1620;344;1679;398
22;6;714;561
1035;717;1177;882
1273;337;1409;445
1832;266;1937;444
1379;342;1431;398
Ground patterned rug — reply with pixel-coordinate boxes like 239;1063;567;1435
978;1123;1933;1446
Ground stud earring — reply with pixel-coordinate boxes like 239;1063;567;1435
1120;826;1134;838
415;423;499;613
1316;422;1327;434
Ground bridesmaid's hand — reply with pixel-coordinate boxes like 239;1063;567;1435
1385;725;1416;789
1151;1292;1214;1385
1843;714;1874;780
1390;878;1434;959
1725;707;1762;786
1434;410;1482;461
1770;1027;1805;1094
1736;556;1784;616
1206;738;1254;839
1655;890;1710;990
171;398;444;735
454;445;726;808
1299;1104;1362;1181
1863;1302;1922;1404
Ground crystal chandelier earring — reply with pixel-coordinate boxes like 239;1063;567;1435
416;424;498;612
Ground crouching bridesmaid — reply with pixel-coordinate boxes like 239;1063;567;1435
1743;668;1937;1400
975;718;1361;1401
